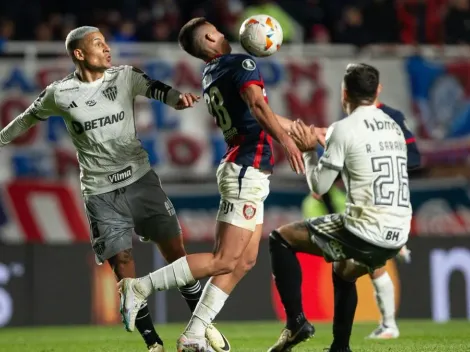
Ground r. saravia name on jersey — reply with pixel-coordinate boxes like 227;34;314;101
71;110;125;134
363;117;407;153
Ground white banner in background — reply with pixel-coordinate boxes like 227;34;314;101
0;48;411;181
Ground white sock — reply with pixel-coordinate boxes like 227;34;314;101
184;282;229;337
138;257;195;297
372;272;397;328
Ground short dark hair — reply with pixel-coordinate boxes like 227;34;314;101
343;63;379;104
178;17;208;59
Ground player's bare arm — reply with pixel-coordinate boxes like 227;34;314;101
240;84;305;174
276;114;327;144
275;114;295;131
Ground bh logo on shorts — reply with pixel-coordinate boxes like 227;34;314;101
243;204;256;220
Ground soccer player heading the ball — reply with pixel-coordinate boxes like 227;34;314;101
267;63;413;352
0;26;231;352
118;17;320;352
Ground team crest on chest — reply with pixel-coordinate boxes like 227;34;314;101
243;203;256;220
102;86;118;101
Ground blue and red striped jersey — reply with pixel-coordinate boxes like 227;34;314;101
202;54;274;171
377;103;421;169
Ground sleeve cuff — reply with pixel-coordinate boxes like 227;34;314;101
239;80;264;94
166;88;181;107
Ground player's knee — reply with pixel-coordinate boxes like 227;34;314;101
333;261;354;281
333;260;367;281
239;254;257;274
369;266;386;279
211;256;240;275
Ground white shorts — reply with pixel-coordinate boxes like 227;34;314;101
216;162;270;231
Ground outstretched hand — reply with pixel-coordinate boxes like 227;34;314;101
174;92;200;110
281;136;305;175
289;119;318;152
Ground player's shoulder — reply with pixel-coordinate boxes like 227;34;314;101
223;54;258;71
326;119;351;141
106;65;129;74
44;73;76;96
377;103;405;122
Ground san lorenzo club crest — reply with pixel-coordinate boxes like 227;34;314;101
102;86;118;101
243;204;256;220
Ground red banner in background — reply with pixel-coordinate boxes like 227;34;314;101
5;180;89;243
1;178;470;243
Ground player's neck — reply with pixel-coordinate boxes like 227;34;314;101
347;102;373;114
204;48;226;62
75;68;105;83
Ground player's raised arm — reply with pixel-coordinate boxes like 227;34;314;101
0;85;59;147
240;84;304;174
291;120;346;195
127;66;199;110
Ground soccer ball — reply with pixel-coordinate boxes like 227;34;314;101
239;14;283;57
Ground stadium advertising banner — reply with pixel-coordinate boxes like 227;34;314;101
0;178;469;243
1;237;470;327
0;50;452;183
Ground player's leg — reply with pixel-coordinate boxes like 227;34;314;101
267;221;322;352
85;190;164;352
118;164;269;332
176;164;270;351
118;170;227;348
324;259;367;352
155;236;202;312
367;266;399;339
367;244;410;339
204;222;262;351
126;171;205;314
118;223;254;333
180;222;263;351
321;234;400;351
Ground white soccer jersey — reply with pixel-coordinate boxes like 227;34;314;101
315;105;412;248
9;65;176;195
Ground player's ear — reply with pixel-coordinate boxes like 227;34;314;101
74;48;85;62
342;87;348;102
377;83;383;95
206;33;216;43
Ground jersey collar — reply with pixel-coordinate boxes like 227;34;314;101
205;55;222;64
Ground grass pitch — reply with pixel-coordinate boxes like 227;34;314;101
1;320;469;351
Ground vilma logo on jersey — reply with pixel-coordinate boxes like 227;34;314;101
102;86;118;101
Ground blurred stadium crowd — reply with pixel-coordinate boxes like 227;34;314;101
0;0;469;47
